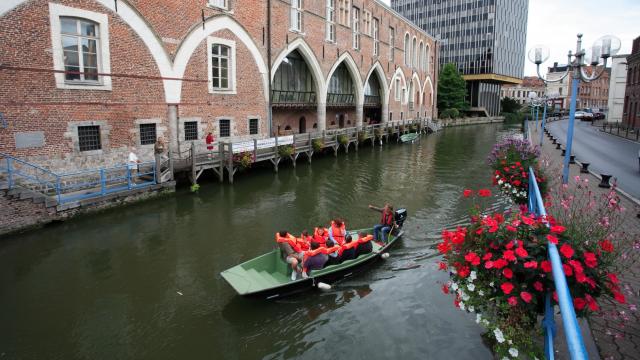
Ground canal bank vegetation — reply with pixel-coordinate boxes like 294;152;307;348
437;136;630;359
437;63;469;119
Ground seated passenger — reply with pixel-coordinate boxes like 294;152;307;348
329;218;346;245
302;241;328;277
275;230;303;281
339;235;358;262
313;226;329;246
368;203;394;243
355;232;374;257
297;230;312;251
324;238;341;266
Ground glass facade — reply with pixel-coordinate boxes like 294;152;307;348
392;0;528;115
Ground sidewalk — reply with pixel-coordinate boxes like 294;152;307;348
592;120;640;143
531;123;640;360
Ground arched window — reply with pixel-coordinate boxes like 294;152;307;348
327;63;355;106
404;33;410;66
419;42;424;72
411;37;417;68
272;50;316;105
425;45;430;73
61;17;100;82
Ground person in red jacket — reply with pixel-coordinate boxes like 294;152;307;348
205;132;215;158
356;232;374;257
339;235;358;262
313;226;329;246
369;204;394;243
276;230;303;280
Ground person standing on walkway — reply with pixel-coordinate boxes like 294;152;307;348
128;147;141;183
369;203;394;243
206;132;215;159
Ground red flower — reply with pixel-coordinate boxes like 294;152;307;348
585;294;599;311
515;246;529;258
503;250;516;262
465;252;481;266
463;189;473;198
458;266;470;278
524;261;538;269
563;263;573;277
437;241;452;254
441;284;449;294
546;235;559;245
607;273;620;284
505;242;514;250
573;297;587;310
576;272;587;283
550;225;566;234
502;268;513;279
501;282;514;294
583;251;598;268
506;225;517;232
482;252;493;261
478;189;492;197
569;260;584;274
540;260;552;273
553;291;558;303
508;296;518;306
520;291;533;303
493;259;508;269
533;281;544;292
599;239;614;253
438;262;448;271
484;261;494;269
560;244;575;258
614;292;626;304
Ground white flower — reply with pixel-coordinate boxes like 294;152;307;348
476;314;482;324
478;290;485;296
498;180;504;185
489;282;495;287
467;283;475;292
501;357;510;360
496;175;500;179
451;282;458;291
509;348;519;357
468;305;475;313
494;328;505;343
451;268;457;274
482;319;490;326
459;302;466;311
462;293;470;301
508;340;513;345
470;271;477;280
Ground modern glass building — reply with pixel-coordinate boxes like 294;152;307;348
392;0;528;115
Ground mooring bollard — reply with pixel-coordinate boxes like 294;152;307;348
561;148;566;156
552;138;557;144
580;162;590;173
569;155;576;164
556;143;562;149
598;174;612;188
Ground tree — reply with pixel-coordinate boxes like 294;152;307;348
500;97;521;114
437;63;468;115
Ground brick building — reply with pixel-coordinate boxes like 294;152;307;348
0;0;437;172
501;76;545;105
623;36;640;129
546;63;610;111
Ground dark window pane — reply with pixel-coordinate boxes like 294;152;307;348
78;125;101;151
219;119;230;137
139;123;157;145
81;21;97;37
249;118;258;135
61;18;77;34
65;66;81;80
184;121;198;141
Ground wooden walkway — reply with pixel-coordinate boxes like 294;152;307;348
173;119;440;184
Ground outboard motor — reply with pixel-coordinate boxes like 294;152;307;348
394;208;407;228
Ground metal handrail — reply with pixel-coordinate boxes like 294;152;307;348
528;166;588;360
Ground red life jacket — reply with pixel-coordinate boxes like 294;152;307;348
356;234;374;248
303;245;340;261
313;227;329;246
330;221;346;245
297;235;312;251
380;211;394;226
275;233;302;253
339;241;358;256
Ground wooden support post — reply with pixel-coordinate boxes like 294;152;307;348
154;153;162;184
274;135;279;172
217;143;224;182
253;139;258;163
190;141;196;185
227;142;235;184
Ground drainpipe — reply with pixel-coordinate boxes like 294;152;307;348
267;0;273;136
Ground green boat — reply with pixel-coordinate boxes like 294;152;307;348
221;210;407;299
400;132;419;143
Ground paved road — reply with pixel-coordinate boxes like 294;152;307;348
546;119;640;199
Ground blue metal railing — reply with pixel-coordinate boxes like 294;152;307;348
0;152;156;204
528;166;588;360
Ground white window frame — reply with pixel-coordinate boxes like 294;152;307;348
363;10;372;36
48;3;111;91
373;17;379;56
207;37;236;94
352;6;360;50
290;0;303;33
208;0;229;10
326;0;336;42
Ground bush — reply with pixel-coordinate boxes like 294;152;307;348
374;128;382;138
312;138;324;152
278;145;294;157
440;108;460;119
357;131;366;143
503;112;525;124
233;151;254;169
337;134;349;145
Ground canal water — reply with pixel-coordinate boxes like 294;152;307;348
1;123;517;360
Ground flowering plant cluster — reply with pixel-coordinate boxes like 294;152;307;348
438;190;626;359
487;137;546;204
233;151;255;169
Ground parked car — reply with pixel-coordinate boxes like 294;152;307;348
593;111;606;120
575;111;594;121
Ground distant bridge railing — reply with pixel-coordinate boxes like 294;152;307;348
526;118;588;360
0;152;156;205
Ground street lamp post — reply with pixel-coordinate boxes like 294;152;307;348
528;34;621;184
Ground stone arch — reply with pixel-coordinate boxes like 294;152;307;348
364;61;390;123
390;67;407;104
174;15;268;104
422;76;435;116
270;37;325;104
326;52;364;107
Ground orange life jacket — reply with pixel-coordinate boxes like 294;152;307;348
380;211;394;226
297;235;312;251
313;227;329;246
303;245;340;261
330;221;346;245
275;233;302;253
356;234;374;247
339;240;358;256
